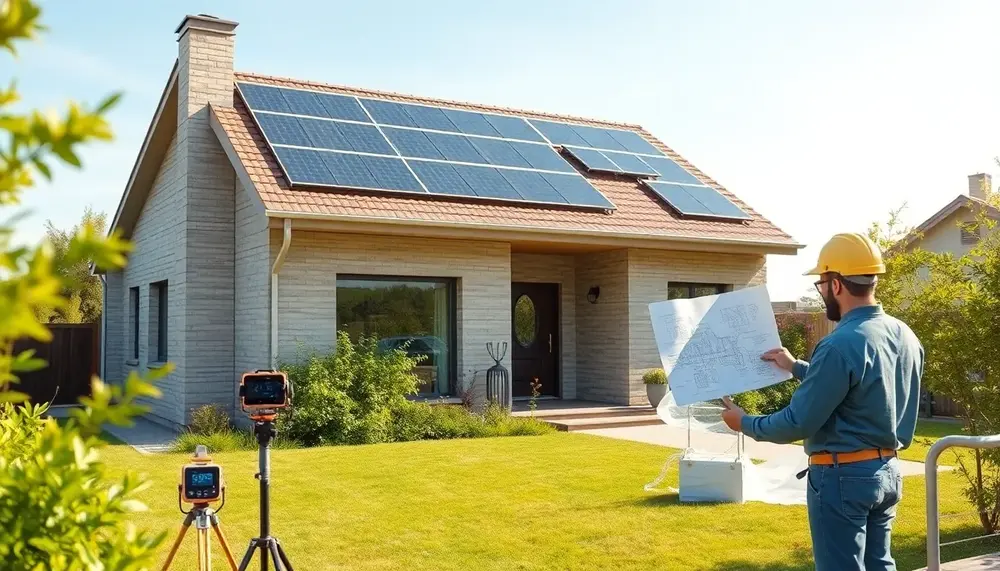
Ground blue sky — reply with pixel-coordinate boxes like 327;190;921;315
7;1;1000;301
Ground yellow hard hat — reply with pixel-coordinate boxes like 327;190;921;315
803;232;885;276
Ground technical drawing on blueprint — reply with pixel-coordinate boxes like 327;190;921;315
648;285;792;406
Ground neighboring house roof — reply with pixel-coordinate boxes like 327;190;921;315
897;194;1000;251
110;68;802;255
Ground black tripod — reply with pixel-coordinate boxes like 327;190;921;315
237;418;294;571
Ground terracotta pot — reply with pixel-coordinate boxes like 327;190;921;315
646;383;667;409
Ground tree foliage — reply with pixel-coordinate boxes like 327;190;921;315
874;190;1000;535
38;207;107;323
0;1;168;567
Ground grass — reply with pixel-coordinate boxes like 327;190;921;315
104;432;999;571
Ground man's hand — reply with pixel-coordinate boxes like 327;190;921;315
761;347;796;373
721;396;745;432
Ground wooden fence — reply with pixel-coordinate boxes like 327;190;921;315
13;322;99;406
774;310;963;418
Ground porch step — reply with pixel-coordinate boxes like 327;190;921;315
544;414;664;432
516;405;655;421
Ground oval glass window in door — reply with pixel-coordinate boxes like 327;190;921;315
514;294;537;347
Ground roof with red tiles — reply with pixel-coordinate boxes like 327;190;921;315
211;71;798;249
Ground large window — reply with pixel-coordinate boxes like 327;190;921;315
149;281;168;362
667;282;729;300
336;276;456;396
129;286;139;361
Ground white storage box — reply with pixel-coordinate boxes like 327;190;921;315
678;451;747;504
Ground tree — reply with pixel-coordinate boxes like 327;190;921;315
40;206;107;323
0;1;168;567
874;192;1000;535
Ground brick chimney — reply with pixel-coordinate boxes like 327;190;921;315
968;173;992;200
174;14;238;420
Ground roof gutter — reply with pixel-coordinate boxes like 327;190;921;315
270;218;292;368
263;209;803;255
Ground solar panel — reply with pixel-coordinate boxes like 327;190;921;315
572;125;628;152
442;109;502;138
643;181;750;220
333;122;396;156
273;147;334;185
382;127;445;160
319;151;380;189
280;89;337;120
238;83;293;114
255;113;312;148
469;137;531;169
602;151;659;176
639;156;703;186
484;114;545;143
509;141;576;173
401;104;459;133
359;155;425;193
499;170;567;204
608;129;662;155
563;147;620;173
530;119;588;147
360;99;417;128
316;92;371;123
298;117;354;152
407;160;477;196
541;173;616;209
424;132;488;164
453;165;523;200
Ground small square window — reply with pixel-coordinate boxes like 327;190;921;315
961;225;980;245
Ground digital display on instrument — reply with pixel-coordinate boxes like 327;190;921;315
242;373;287;407
182;465;221;502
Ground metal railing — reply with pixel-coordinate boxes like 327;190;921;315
925;434;1000;571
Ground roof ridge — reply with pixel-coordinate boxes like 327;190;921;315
234;70;645;131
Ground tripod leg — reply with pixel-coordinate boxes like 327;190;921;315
237;539;258;571
198;527;211;571
211;516;239;571
261;542;269;571
274;540;294;571
161;512;196;570
267;540;284;571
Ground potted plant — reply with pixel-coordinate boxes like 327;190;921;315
642;369;668;409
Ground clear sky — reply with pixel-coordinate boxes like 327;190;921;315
6;1;999;301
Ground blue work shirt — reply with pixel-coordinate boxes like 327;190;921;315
740;304;924;455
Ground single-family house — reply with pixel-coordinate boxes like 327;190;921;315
99;14;801;429
900;173;999;255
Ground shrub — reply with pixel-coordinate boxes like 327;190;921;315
188;403;232;435
389;401;553;442
171;429;299;453
642;369;667;385
278;331;422;446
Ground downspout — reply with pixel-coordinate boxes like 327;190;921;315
270;219;292;368
100;274;107;381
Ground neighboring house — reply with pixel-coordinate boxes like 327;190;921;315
900;173;1000;257
98;14;800;429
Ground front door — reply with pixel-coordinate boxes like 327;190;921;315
511;282;559;398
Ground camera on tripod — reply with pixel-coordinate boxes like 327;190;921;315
239;370;291;417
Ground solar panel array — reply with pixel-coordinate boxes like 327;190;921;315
236;81;751;221
237;82;614;210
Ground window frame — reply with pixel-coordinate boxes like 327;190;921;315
129;286;139;361
667;282;730;299
960;224;981;245
335;274;458;397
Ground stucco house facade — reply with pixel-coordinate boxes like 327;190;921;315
900;173;998;258
99;14;800;429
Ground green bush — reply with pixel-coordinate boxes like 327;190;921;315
277;331;422;446
188;403;232;435
642;369;667;385
732;321;807;415
390;401;553;441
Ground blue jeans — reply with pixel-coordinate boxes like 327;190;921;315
806;457;902;571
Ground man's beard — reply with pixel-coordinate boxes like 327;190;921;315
823;290;841;322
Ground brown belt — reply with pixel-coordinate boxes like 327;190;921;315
809;448;896;466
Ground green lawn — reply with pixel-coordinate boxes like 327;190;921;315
104;433;998;571
901;418;967;462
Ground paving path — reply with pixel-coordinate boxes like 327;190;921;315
103;416;178;454
580;424;950;477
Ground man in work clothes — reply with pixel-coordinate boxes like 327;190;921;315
720;232;924;571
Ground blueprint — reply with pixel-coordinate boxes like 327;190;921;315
648;285;791;407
